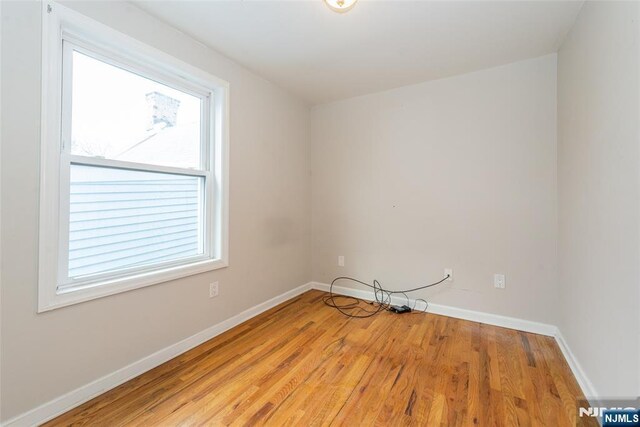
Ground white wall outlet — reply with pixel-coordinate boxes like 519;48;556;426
494;274;506;289
444;268;453;281
338;256;345;267
209;281;219;298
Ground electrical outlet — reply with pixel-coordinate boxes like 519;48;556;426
494;274;506;289
209;281;219;298
444;268;453;281
338;256;345;267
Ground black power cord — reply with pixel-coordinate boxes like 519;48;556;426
322;275;450;319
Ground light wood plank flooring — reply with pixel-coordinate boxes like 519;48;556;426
44;290;595;426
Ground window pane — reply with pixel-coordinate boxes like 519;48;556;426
70;49;202;169
68;164;204;280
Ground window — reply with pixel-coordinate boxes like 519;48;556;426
39;2;229;311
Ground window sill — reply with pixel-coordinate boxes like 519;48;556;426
38;258;228;313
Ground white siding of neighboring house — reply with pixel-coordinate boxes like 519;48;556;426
68;119;202;279
68;165;201;279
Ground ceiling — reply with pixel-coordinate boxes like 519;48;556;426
133;1;583;105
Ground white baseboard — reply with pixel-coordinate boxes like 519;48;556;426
554;330;599;402
310;281;598;401
310;281;557;336
2;282;313;427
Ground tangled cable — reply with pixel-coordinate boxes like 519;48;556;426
322;275;449;319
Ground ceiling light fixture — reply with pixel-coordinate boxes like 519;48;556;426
324;0;358;13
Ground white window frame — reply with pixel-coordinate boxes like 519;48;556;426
38;2;229;312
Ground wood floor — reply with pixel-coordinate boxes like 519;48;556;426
45;290;594;426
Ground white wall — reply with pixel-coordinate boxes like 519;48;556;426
311;55;559;325
557;1;640;398
0;1;311;421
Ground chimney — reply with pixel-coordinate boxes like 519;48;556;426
146;91;180;129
